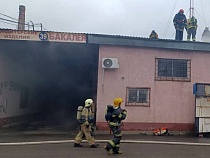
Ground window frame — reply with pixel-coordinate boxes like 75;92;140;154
126;87;151;107
155;58;191;81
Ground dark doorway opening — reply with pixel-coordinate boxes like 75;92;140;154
0;40;99;130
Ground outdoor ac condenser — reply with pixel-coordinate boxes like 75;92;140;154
102;58;119;69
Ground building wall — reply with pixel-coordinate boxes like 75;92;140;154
96;45;210;131
0;51;37;120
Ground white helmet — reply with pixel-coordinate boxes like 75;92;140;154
85;99;93;107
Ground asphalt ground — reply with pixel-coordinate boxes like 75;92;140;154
0;129;210;158
0;141;210;158
0;130;210;144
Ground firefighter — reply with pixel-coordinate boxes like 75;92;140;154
149;30;158;39
187;16;198;41
104;98;127;154
173;9;187;41
74;99;99;148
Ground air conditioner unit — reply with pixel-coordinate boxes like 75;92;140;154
102;58;119;69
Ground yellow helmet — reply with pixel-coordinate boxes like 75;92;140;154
85;99;93;107
113;98;123;107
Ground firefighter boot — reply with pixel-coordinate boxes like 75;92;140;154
113;147;122;154
74;143;83;147
104;145;112;154
90;144;99;148
113;150;122;154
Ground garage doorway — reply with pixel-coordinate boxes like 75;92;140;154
0;40;99;130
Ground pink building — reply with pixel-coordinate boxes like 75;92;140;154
1;30;210;132
88;35;210;131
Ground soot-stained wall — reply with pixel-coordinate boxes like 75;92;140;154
0;40;99;129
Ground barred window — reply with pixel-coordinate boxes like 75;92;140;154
155;58;191;81
126;88;150;106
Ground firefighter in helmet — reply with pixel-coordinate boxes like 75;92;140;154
104;97;127;154
74;99;99;148
173;9;187;41
187;16;198;41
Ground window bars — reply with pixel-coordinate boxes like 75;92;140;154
155;58;191;81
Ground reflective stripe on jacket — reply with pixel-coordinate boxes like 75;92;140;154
187;18;197;29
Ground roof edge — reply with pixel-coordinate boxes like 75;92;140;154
87;34;210;52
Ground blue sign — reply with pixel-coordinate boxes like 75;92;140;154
193;83;197;95
39;32;48;41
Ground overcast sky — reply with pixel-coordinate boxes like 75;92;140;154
0;0;209;41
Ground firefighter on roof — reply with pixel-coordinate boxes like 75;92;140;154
173;9;187;41
187;16;198;41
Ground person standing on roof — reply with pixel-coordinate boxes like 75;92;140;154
173;9;187;41
187;16;198;41
149;30;158;39
202;27;210;42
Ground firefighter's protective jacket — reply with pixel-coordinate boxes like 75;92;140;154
187;17;197;29
108;107;127;127
81;106;93;126
173;13;187;30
